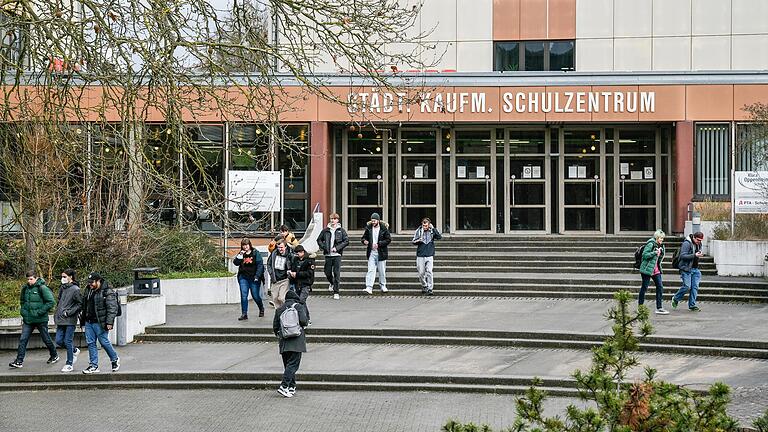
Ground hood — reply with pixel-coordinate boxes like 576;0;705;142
327;222;343;229
366;221;389;229
27;278;45;289
285;290;300;301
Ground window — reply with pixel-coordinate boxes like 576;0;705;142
695;124;730;198
493;40;575;72
737;123;768;171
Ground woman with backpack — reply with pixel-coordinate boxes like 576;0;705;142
54;269;82;372
272;290;309;398
638;229;669;315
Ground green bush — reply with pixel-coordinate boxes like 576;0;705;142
0;279;21;319
755;409;768;432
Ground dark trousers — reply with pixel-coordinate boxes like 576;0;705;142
297;285;311;321
16;322;57;362
639;273;664;310
280;351;302;388
324;256;342;294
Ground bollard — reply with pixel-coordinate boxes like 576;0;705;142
117;288;128;346
692;210;701;234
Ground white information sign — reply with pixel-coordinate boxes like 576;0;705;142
532;166;541;179
577;166;587;179
620;163;630;175
630;171;642;180
476;166;486;178
457;166;466;178
414;165;424;179
568;166;577;179
359;167;368;179
735;171;768;214
644;167;654;179
523;166;532;179
227;171;281;212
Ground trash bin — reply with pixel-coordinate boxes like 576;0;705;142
133;267;161;294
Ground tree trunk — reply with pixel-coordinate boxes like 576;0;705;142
24;210;40;272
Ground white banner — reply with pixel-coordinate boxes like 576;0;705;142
227;171;282;212
734;171;768;214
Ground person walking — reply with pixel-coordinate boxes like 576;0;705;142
638;229;669;315
233;238;265;320
80;273;120;374
412;217;442;296
8;270;59;369
289;245;315;324
318;212;349;300
672;231;705;312
54;269;82;372
272;290;309;398
268;240;294;309
361;212;391;295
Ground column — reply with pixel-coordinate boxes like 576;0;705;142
673;121;694;233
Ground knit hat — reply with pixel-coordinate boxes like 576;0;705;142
370;212;380;221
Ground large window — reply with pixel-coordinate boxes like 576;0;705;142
494;40;575;72
695;124;730;198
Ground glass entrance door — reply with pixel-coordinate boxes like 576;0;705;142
342;129;388;230
507;129;549;232
559;129;605;233
615;129;660;232
451;130;496;232
397;129;440;233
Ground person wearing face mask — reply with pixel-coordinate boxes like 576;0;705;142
54;269;82;372
8;270;58;369
233;238;265;320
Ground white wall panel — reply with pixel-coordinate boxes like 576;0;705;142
457;0;492;41
692;0;732;36
423;41;457;70
576;38;614;71
457;41;493;71
692;36;731;70
614;38;652;71
421;0;457;41
614;0;652;37
653;0;691;37
576;0;614;38
652;37;691;71
732;0;768;34
732;35;768;70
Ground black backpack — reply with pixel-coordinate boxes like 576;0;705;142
633;244;644;270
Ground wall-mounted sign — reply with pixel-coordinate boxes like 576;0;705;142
359;167;368;179
620;163;630;175
644;167;654;179
735;171;768;214
532;166;541;179
476;166;486;178
457;166;466;178
227;170;281;212
523;166;532;179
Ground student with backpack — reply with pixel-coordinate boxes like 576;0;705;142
289;245;314;325
272;290;309;398
80;272;121;374
672;232;705;312
9;270;59;369
638;230;669;315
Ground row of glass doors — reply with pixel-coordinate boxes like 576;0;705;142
337;126;668;234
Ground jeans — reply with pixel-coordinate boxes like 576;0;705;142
416;256;434;292
324;255;342;294
15;322;57;362
674;268;701;309
237;275;264;315
280;351;302;388
296;285;311;321
84;322;118;367
55;325;77;365
365;251;387;291
639;273;664;310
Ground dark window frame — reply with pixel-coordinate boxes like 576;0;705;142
493;40;575;72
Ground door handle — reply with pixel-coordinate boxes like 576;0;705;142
510;176;515;207
486;178;491;207
620;181;625;207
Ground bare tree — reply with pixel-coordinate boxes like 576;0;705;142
0;0;432;270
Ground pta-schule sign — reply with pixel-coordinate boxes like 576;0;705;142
347;90;656;115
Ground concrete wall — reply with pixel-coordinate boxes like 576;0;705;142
122;295;166;344
162;277;251;305
710;240;768;276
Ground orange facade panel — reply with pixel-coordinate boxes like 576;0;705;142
542;86;592;121
547;0;576;39
520;0;547;40
685;85;734;121
589;86;640;122
498;87;547;121
733;85;768;120
493;0;521;40
638;85;686;122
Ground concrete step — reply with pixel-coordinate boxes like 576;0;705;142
326;265;719;275
138;327;768;359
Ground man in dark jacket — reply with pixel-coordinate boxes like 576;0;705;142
268;241;294;309
289;245;315;324
54;269;82;372
317;212;349;300
9;270;59;368
361;212;391;295
272;290;309;398
79;273;120;374
412;217;442;295
672;232;704;312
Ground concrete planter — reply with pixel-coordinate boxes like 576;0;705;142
162;276;253;305
121;294;166;344
684;220;721;255
710;240;768;277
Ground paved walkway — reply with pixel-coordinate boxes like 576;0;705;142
163;296;768;342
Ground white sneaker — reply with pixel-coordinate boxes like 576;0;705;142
363;287;373;295
61;364;74;373
655;308;670;315
333;293;340;300
277;386;293;398
328;284;334;292
380;286;388;293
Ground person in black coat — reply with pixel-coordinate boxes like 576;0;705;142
272;290;309;398
289;245;315;324
317;212;349;299
360;212;391;295
233;238;265;320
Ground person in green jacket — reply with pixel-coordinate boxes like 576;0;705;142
638;229;669;315
9;270;59;368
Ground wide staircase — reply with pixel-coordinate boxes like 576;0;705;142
312;235;768;302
